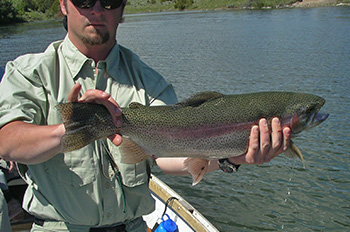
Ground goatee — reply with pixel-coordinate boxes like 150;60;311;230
82;29;110;45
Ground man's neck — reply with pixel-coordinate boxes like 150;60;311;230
84;42;115;64
70;36;116;65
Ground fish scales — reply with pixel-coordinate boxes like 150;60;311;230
121;92;324;127
56;91;328;185
120;122;251;159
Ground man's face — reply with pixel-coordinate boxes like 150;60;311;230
60;0;124;47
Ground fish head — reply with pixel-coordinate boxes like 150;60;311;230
284;93;329;134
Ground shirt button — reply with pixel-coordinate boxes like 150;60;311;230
107;213;111;219
105;182;110;189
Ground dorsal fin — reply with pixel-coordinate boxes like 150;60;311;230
176;91;224;107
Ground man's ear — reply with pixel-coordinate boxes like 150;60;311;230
60;0;68;16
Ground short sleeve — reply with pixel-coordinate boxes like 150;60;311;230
0;57;47;128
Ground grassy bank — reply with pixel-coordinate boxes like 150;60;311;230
2;0;349;26
124;0;295;14
124;0;349;14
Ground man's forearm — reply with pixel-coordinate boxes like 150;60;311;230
0;121;65;164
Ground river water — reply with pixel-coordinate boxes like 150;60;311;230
1;6;349;232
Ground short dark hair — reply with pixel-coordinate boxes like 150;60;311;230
63;15;68;31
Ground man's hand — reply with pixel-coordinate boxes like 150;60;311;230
158;117;292;176
67;83;123;146
230;117;291;165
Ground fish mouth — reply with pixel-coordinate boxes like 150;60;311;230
310;111;329;128
313;98;328;125
286;104;329;135
301;99;329;129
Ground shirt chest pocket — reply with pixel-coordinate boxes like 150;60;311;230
43;146;97;187
106;141;150;187
117;161;150;187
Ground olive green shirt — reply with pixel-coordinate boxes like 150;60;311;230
0;36;177;227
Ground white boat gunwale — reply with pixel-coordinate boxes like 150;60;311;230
145;175;219;232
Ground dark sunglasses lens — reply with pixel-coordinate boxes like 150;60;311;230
72;0;123;9
72;0;97;8
100;0;123;9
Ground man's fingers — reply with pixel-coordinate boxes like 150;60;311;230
270;117;283;159
270;118;291;159
246;125;260;164
108;134;123;146
78;89;122;128
66;86;123;144
8;161;16;172
259;118;271;159
282;127;291;152
78;89;111;103
103;97;122;128
67;83;82;102
238;118;292;165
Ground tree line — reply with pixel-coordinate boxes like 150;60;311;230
2;0;243;26
0;0;60;25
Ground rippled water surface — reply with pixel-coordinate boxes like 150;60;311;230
1;6;349;231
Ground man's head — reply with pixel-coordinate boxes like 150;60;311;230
60;0;126;49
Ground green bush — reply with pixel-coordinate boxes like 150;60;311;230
46;0;61;17
174;0;194;10
10;0;58;15
0;0;22;25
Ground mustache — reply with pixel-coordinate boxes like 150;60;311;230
83;16;107;26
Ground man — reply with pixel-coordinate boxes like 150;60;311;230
0;161;11;232
0;189;11;232
0;0;291;231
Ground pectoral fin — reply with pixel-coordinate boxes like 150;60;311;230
284;140;305;168
119;138;151;164
183;158;209;186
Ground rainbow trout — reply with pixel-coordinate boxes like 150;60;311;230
56;91;328;185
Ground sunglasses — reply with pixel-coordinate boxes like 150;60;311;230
71;0;123;10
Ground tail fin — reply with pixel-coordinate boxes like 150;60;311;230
56;102;117;152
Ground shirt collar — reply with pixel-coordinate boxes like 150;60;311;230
105;42;120;80
61;35;120;80
61;35;89;79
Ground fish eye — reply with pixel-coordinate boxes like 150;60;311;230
305;103;317;115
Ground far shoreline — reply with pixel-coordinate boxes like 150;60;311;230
124;0;350;15
0;1;349;27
